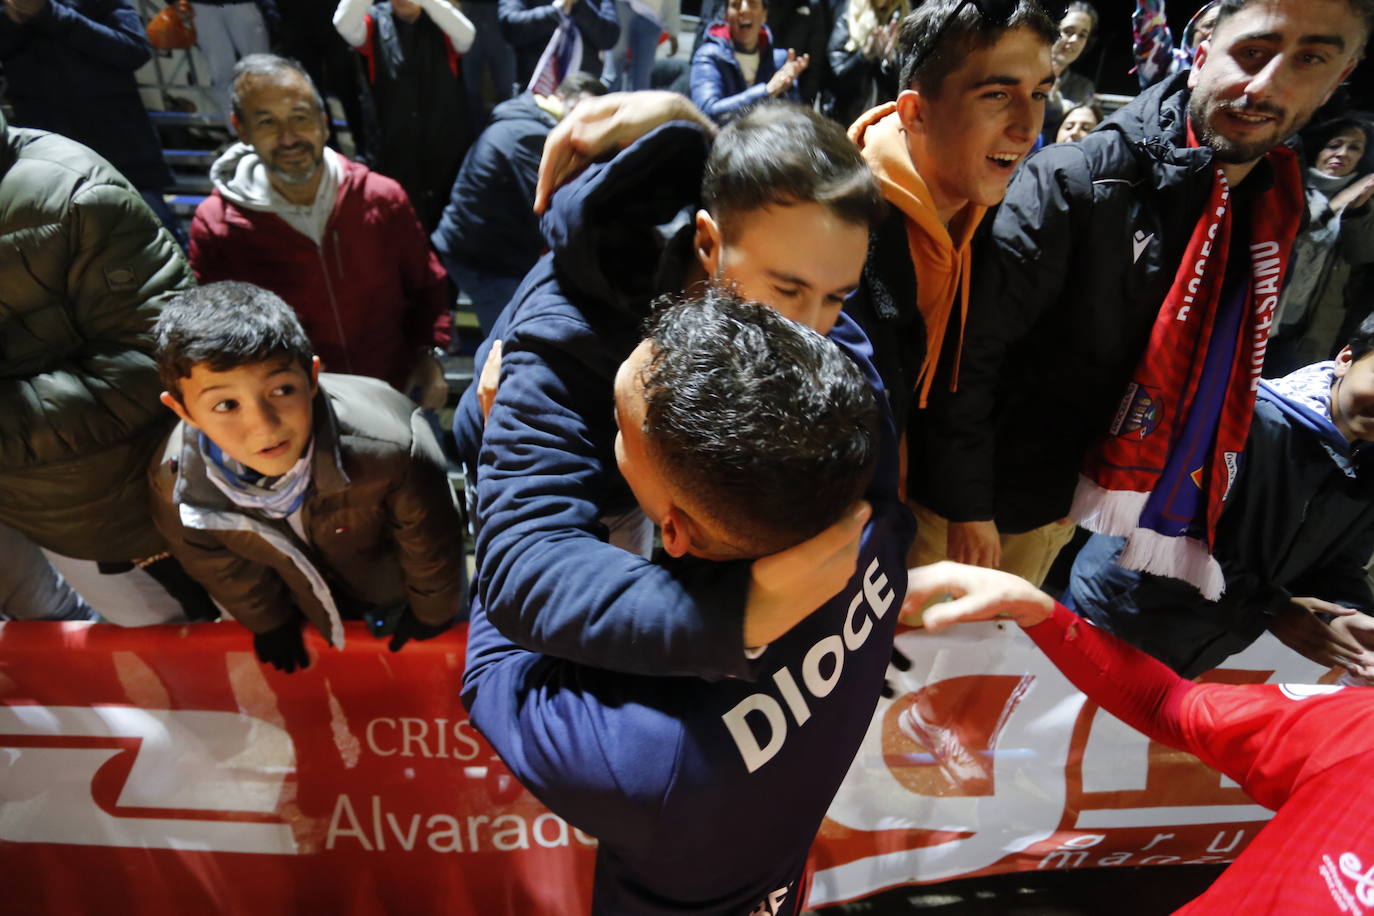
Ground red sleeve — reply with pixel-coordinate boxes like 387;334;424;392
1031;604;1374;811
1025;603;1195;750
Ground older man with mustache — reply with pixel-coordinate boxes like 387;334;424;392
189;53;452;405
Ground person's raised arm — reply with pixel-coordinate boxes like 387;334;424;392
534;91;715;213
914;561;1374;810
418;0;475;52
1132;0;1178;91
1333;175;1374;265
912;562;1193;750
475;337;868;677
332;0;370;48
29;0;152;71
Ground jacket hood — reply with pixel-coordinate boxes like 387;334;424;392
210;142;278;212
210;143;345;214
705;21;773;52
1259;363;1365;464
491;94;558;128
540;120;709;320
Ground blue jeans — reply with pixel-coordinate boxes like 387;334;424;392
446;259;526;337
601;1;660;91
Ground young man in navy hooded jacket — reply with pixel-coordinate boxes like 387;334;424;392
454;101;892;679
464;291;913;915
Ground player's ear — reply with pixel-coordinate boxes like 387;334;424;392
660;506;693;558
694;209;723;278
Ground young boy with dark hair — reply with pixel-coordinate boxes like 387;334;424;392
464;291;911;915
149;281;465;673
456;101;892;680
1068;312;1374;678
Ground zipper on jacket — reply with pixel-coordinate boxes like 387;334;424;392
317;233;354;374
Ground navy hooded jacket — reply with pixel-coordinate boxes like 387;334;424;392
431;94;557;279
454;121;772;679
462;310;914;914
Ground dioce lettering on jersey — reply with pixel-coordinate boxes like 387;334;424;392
723;557;896;773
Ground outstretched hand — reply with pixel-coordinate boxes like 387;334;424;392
905;561;1055;632
766;50;809;97
1270;597;1374;674
534;91;715;214
744;500;871;649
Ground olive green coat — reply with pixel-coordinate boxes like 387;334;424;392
0;112;193;561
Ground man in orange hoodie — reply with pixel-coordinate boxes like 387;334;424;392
845;0;1065;587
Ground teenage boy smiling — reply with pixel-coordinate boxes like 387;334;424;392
843;0;1063;584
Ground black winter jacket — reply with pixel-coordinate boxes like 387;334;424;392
358;3;472;232
0;0;172;191
498;0;619;86
431;94;556;279
921;70;1242;533
1067;379;1374;677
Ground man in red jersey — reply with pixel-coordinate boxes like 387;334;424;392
908;560;1374;915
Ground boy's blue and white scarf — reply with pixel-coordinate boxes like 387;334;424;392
1260;361;1347;451
201;434;315;519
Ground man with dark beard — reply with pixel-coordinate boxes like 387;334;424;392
189;54;451;403
916;0;1372;608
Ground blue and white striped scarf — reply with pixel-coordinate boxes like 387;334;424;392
201;434;315;519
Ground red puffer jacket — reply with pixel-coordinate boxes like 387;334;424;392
189;154;451;390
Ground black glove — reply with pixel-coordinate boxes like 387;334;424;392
387;608;453;652
253;620;310;673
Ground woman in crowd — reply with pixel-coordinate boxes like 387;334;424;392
1041;1;1096;144
1054;101;1101;144
1269;117;1374;375
823;0;908;127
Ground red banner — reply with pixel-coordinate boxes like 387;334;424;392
0;620;1329;912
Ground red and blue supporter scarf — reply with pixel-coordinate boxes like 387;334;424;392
1071;130;1303;600
527;11;583;95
